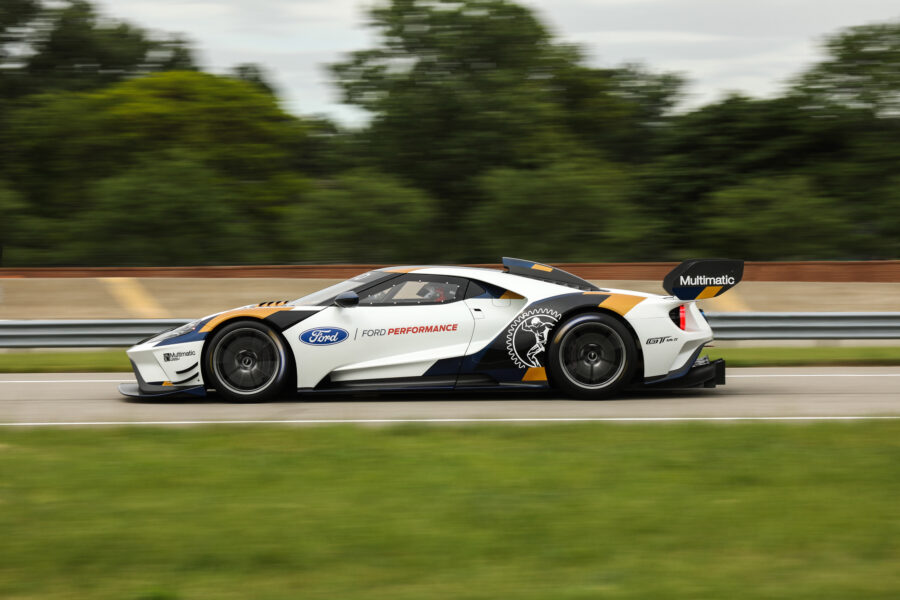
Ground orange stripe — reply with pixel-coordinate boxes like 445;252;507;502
384;266;422;273
696;286;722;300
522;367;547;381
599;294;645;316
199;307;290;332
531;264;553;272
500;290;524;300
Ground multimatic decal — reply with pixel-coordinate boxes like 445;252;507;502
162;350;196;362
299;327;349;346
505;309;561;368
678;275;736;286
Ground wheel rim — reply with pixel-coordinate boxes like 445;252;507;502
559;322;626;389
212;328;282;395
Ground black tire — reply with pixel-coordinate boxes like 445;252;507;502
547;313;637;400
204;320;291;402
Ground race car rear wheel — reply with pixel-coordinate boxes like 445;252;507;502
205;320;289;402
547;313;637;400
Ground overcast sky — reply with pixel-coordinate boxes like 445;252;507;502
95;0;899;125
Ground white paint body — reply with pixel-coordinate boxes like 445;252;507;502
126;266;715;390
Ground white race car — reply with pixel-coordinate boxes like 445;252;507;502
119;257;743;401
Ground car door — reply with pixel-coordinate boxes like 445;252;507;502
461;280;529;374
463;280;528;348
293;274;475;388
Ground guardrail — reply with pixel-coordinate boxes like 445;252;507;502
0;319;189;348
1;313;899;348
707;312;900;340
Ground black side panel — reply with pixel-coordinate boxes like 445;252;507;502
265;310;319;331
317;375;458;391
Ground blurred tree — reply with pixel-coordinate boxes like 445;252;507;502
330;0;577;211
0;182;26;266
230;63;276;95
553;63;683;163
331;0;686;261
467;160;650;261
634;93;856;257
2;2;898;266
872;178;900;258
1;0;195;101
0;0;39;65
0;0;40;131
0;71;315;265
286;169;438;263
68;150;254;266
789;22;900;257
794;21;900;118
698;176;854;260
1;71;310;204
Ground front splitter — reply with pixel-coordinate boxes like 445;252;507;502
118;383;207;399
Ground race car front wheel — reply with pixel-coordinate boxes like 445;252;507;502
547;313;637;400
205;320;290;402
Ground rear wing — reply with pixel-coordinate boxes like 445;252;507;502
663;259;744;301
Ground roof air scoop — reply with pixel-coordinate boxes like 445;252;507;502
501;257;599;291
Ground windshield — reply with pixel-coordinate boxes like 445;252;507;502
289;270;395;306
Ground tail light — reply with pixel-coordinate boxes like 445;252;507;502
669;305;687;330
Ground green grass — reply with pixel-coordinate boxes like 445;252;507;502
0;350;131;372
1;424;899;599
2;345;898;373
705;345;900;367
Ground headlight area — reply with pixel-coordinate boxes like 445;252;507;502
144;319;202;345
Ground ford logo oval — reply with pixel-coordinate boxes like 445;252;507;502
299;327;349;346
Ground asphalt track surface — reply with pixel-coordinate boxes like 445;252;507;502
0;367;898;427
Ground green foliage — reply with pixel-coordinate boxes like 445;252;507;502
1;0;899;266
0;71;315;265
554;63;684;162
0;182;24;262
67;151;252;266
469;160;650;261
90;71;304;177
230;63;277;96
285;169;439;263
698;176;853;260
331;0;577;209
794;21;900;118
1;0;195;101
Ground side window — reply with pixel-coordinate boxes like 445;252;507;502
359;276;464;306
464;280;486;299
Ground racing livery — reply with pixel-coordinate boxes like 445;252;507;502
119;257;743;401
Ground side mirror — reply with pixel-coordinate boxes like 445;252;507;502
334;291;360;308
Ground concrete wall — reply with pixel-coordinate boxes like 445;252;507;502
1;277;898;320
